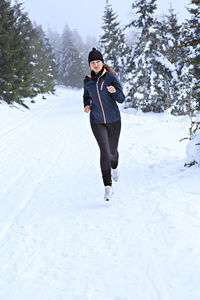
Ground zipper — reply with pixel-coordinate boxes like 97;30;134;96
96;77;106;124
100;81;104;91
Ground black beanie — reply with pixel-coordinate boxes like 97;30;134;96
88;48;104;64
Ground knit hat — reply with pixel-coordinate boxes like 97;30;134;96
88;48;104;64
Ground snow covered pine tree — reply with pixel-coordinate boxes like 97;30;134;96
125;0;178;113
99;0;130;85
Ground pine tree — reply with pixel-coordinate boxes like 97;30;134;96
0;1;56;106
48;27;89;87
47;28;61;83
157;7;185;113
31;25;56;96
12;2;38;102
186;0;200;108
125;0;178;112
99;0;130;83
184;0;200;156
172;0;199;116
47;28;61;59
164;7;183;68
0;0;20;104
71;29;89;81
84;35;98;75
58;24;85;88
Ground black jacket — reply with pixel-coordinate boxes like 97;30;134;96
83;71;125;124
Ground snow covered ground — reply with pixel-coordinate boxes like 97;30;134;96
0;87;200;300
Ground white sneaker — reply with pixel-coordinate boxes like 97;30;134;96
111;168;119;182
104;186;112;201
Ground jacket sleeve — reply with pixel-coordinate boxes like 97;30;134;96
83;84;91;107
110;74;125;104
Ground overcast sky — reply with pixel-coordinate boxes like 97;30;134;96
19;0;190;40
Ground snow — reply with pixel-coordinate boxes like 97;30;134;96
186;131;200;164
168;40;174;47
149;26;156;33
144;40;151;52
195;113;200;123
134;92;144;99
0;86;200;300
155;52;178;81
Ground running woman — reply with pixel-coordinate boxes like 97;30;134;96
83;48;125;201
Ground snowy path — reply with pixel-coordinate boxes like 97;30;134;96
0;87;200;300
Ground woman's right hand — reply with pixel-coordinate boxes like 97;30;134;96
84;105;90;113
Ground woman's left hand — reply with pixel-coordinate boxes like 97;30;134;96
107;85;116;93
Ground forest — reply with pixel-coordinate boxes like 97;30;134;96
0;0;199;151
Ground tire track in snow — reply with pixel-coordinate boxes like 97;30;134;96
121;188;173;299
138;198;172;300
0;96;89;292
0;102;57;153
119;120;180;299
0;89;191;300
0;101;74;246
128;161;186;299
0;133;67;260
0;99;64;192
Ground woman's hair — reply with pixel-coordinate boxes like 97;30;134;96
104;63;116;74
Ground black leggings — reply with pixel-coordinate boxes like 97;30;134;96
91;120;121;186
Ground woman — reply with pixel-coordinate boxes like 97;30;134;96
83;48;125;201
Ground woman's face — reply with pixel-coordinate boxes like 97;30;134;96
89;60;104;74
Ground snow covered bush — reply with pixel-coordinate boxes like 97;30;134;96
185;132;200;166
185;113;200;167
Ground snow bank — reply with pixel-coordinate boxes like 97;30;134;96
186;132;200;164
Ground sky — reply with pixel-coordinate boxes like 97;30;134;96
19;0;190;40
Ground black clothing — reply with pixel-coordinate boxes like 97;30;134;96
83;65;125;187
91;120;121;186
90;66;105;80
83;71;125;124
88;48;104;64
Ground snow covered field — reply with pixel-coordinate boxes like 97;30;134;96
0;87;200;300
